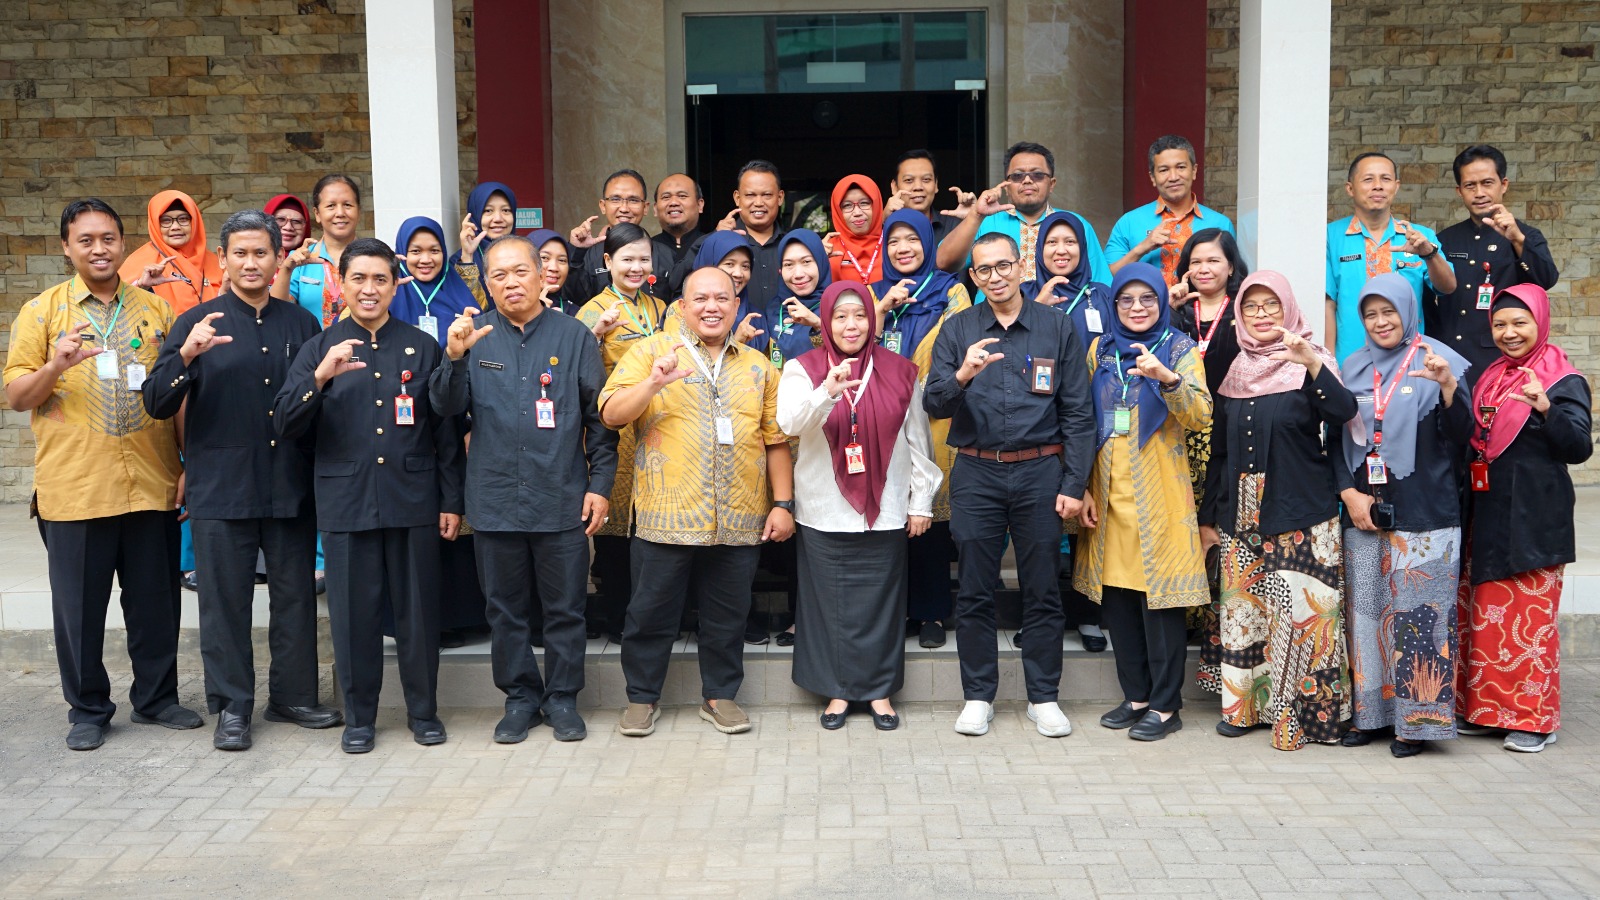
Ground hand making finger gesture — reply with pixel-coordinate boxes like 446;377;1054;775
1167;269;1194;308
1127;341;1178;386
134;254;183;290
1504;366;1551;414
569;215;606;249
1480;203;1524;244
734;312;764;345
957;337;1004;384
822;358;863;398
784;297;821;330
1034;275;1069;305
591;298;626;337
1405;340;1456;388
1268;326;1324;377
1140;221;1175;256
884;190;909;214
179;311;234;364
973;181;1015;218
446;306;495;361
1397;219;1436;258
459;215;485;262
647;343;693;388
313;338;368;388
51;321;103;372
715;208;740;232
941;186;978;220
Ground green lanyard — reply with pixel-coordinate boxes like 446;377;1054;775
608;286;655;336
75;276;126;347
407;260;450;311
1112;328;1171;405
1062;284;1090;316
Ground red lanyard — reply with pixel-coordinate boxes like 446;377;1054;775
843;244;880;282
1196;296;1228;357
840;356;874;442
1370;340;1422;445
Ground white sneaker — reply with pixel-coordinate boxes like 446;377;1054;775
1027;702;1073;737
954;700;994;736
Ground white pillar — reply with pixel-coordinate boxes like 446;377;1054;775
365;0;459;246
1236;0;1332;343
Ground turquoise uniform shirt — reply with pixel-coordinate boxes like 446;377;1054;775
1325;215;1442;363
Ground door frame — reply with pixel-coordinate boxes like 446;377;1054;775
663;0;1008;184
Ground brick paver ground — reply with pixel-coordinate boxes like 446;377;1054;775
1;663;1597;898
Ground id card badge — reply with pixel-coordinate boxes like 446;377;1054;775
1084;308;1104;334
882;330;903;354
1031;359;1054;394
124;362;146;391
1470;459;1490;492
394;394;416;426
715;414;734;445
535;396;555;429
844;442;866;474
1476;283;1494;311
1197;339;1210;356
1478;405;1498;427
1365;452;1389;485
417;314;439;341
1112;406;1131;436
769;343;784;369
96;350;120;381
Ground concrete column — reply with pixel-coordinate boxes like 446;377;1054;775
364;0;460;245
1236;0;1332;342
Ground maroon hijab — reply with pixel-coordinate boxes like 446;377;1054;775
796;280;918;527
1471;284;1584;463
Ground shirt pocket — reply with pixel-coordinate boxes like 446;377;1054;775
317;460;357;478
404;455;436;473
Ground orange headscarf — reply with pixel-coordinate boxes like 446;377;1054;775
118;189;223;314
828;175;885;284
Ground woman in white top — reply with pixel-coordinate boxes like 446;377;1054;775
778;281;941;731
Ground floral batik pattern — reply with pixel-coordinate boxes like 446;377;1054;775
1457;563;1563;734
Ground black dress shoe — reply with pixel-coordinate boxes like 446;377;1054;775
872;712;899;731
213;711;252;751
181;570;199;592
1099;701;1146;730
542;704;587;742
775;630;796;647
408;717;448;746
820;708;848;730
439;629;467;649
66;722;105;751
585;627;603;641
1129;710;1183;742
1078;629;1108;653
918;620;946;649
131;704;204;730
342;725;375;754
1390;738;1426;758
1341;728;1380;747
264;703;344;729
1216;720;1257;738
744;624;770;646
494;708;542;743
607;631;624;645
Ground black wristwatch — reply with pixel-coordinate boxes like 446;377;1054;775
773;499;795;513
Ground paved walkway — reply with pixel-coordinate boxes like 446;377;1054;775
1;664;1596;898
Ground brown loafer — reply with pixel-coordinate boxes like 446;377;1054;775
699;699;752;734
617;702;658;737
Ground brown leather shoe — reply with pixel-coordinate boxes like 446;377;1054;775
699;699;752;734
617;703;658;737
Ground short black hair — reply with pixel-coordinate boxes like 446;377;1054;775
59;198;124;240
653;173;703;201
1147;135;1196;172
1452;144;1508;184
1174;228;1248;300
1003;142;1055;176
219;209;282;255
338;236;399;280
971;232;1020;259
312;173;362;208
737;159;782;189
602;169;647;198
895;149;937;178
603;222;650;257
1346;151;1396;181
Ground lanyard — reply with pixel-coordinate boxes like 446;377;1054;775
1370;340;1423;444
685;338;731;407
843;243;881;283
1112;329;1171;405
407;260;450;311
609;286;656;336
884;274;934;332
1060;283;1090;316
1196;296;1228;356
840;356;876;441
75;276;126;346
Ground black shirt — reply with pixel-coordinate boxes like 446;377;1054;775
678;220;788;311
273;315;464;533
429;306;617;533
1171;300;1241;397
923;297;1096;499
652;226;704;265
1201;366;1358;536
571;243;674;305
1430;217;1558;374
144;293;322;520
1334;381;1473;532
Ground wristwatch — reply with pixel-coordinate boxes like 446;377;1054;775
773;499;795;513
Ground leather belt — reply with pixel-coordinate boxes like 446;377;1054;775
957;444;1064;463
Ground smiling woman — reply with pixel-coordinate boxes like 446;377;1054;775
119;189;223;315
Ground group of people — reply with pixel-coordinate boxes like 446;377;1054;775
4;136;1582;759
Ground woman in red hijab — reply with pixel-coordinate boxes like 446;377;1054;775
118;189;223;315
265;193;312;256
776;280;939;731
1457;284;1591;753
825;175;885;284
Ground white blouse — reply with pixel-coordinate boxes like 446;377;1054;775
777;359;942;532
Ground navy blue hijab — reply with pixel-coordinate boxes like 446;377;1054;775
768;229;833;364
694;230;759;346
465;181;517;279
870;210;960;360
1090;262;1193;448
1021;211;1113;350
391;216;480;346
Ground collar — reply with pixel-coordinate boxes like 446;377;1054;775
979;295;1033;331
70;277;127;306
1157;197;1201;219
677;321;733;354
1345;215;1397;241
224;291;275;317
1002;206;1059;227
336;312;400;341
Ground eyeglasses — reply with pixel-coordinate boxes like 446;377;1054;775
159;214;192;228
603;196;646;208
839;200;873;214
1116;293;1159;309
1241;299;1284;317
1005;171;1051;184
972;260;1018;280
273;215;304;226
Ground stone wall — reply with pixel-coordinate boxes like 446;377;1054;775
1206;0;1600;477
0;0;478;502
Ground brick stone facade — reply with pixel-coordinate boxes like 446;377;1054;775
1207;0;1600;480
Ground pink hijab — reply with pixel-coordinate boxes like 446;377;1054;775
1470;284;1584;463
1218;270;1340;399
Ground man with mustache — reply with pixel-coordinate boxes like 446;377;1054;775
651;173;706;266
568;169;674;301
1105;135;1235;283
680;160;791;317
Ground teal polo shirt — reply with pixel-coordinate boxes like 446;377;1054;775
1325;215;1442;362
285;241;339;329
968;207;1110;302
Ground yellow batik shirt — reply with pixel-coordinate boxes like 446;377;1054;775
600;325;785;546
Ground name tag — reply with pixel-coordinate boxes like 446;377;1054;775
535;397;555;428
478;360;505;370
1447;251;1469;260
395;395;416;425
1030;359;1054;394
1339;253;1362;263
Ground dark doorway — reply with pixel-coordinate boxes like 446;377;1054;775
687;90;987;229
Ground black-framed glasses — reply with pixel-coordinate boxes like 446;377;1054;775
972;260;1018;279
1241;299;1284;317
603;195;645;207
1005;171;1051;184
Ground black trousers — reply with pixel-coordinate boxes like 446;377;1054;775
592;534;632;635
622;540;760;705
40;510;182;726
322;526;440;727
1100;585;1188;712
750;537;798;628
907;519;955;622
1060;534;1101;629
191;514;320;715
475;528;589;710
949;454;1066;703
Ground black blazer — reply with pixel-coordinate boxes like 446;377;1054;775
1466;374;1592;584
